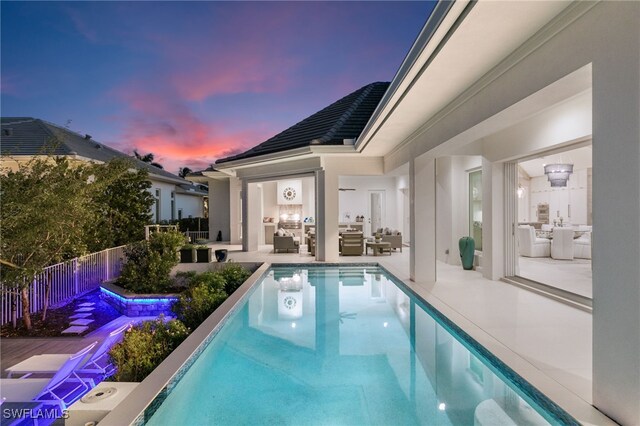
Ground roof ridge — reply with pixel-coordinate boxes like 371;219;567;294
33;118;72;155
321;82;376;143
1;117;36;126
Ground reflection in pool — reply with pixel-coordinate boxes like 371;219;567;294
146;266;573;425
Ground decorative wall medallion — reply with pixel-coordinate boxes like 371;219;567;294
283;187;297;201
283;296;297;310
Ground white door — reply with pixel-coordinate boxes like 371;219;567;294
367;190;385;236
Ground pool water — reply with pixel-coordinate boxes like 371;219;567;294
145;266;575;425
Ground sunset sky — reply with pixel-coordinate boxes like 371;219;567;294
1;1;434;173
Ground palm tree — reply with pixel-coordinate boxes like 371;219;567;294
178;167;192;178
133;150;163;169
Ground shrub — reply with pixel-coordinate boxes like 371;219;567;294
108;317;189;382
172;272;227;330
219;264;252;295
117;242;175;293
116;231;185;293
149;230;186;257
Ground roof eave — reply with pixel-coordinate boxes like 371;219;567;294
355;0;468;153
215;146;315;170
215;144;358;171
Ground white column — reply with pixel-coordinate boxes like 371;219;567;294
592;16;640;424
481;158;505;281
410;155;436;282
241;181;260;252
316;169;339;261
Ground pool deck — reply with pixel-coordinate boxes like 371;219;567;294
2;242;610;424
1;315;155;378
202;242;610;425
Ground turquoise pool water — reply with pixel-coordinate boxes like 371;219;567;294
145;266;576;425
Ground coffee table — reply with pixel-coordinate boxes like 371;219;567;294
366;241;391;256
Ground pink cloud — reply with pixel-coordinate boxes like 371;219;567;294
110;86;277;173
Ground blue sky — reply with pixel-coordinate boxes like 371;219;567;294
1;1;434;172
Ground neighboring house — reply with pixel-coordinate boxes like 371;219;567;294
0;117;207;222
197;2;640;424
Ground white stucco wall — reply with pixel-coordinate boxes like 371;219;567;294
175;193;203;219
229;177;242;245
148;180;176;223
338;175;402;237
208;178;230;241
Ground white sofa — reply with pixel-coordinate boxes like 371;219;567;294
573;226;592;259
517;226;550;257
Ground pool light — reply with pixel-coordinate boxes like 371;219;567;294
438;403;446;411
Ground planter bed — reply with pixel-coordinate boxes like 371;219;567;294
101;281;179;317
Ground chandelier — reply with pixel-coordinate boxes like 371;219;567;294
544;164;573;187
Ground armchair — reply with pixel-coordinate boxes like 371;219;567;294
273;234;300;253
341;232;364;256
517;225;550;257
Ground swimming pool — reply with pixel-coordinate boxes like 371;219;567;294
142;265;577;425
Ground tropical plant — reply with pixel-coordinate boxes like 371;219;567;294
0;157;96;328
218;264;252;295
116;231;184;293
108;317;189;382
178;167;192;178
133;150;163;169
148;230;186;257
86;158;154;251
172;272;228;330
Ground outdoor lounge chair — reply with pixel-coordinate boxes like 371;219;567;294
5;341;97;379
6;322;131;381
77;321;131;380
0;341;97;410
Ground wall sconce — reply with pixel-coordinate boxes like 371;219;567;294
517;184;525;199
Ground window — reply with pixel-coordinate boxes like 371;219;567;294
154;189;161;223
178;209;183;220
469;170;482;251
171;191;176;221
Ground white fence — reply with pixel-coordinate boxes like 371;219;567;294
185;231;209;242
1;245;126;326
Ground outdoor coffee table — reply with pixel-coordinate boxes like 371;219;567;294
366;241;391;256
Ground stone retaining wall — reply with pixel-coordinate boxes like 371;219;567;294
101;282;178;317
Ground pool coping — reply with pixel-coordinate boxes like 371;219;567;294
100;262;614;425
99;261;272;426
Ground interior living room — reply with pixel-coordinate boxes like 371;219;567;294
255;177;316;255
337;172;409;256
516;144;592;300
247;171;410;258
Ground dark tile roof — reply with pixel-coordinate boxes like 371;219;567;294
1;117;189;183
216;81;390;164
